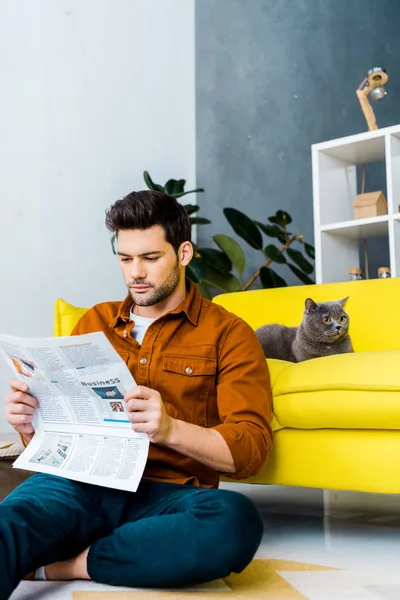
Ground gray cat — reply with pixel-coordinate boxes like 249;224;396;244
256;297;353;362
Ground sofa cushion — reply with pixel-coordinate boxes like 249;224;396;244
271;350;400;431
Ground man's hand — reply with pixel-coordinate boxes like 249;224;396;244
124;385;174;444
125;385;236;473
4;379;38;438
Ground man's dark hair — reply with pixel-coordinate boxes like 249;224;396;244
105;190;191;253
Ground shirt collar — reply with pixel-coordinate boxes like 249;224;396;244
169;278;201;326
109;278;201;329
109;294;132;328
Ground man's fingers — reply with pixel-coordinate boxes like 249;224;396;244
9;379;29;393
9;403;35;416
7;406;35;424
131;422;152;434
6;391;38;410
124;386;153;401
4;380;37;435
8;413;34;427
128;409;159;424
125;398;148;413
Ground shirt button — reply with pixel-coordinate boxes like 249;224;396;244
140;358;147;365
185;366;193;374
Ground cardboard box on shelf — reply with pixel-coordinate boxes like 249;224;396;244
353;191;387;219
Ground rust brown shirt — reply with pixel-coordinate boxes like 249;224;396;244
71;280;273;488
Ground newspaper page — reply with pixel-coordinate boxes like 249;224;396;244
0;331;150;492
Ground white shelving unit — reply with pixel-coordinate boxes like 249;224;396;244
312;124;400;283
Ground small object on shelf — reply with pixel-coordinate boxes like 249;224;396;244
353;191;387;219
356;67;389;131
377;266;391;278
349;268;362;281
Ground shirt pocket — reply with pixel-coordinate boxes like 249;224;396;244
162;354;217;426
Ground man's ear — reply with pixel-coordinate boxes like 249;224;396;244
305;298;318;313
179;241;193;267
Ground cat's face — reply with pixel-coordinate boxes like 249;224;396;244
302;297;350;343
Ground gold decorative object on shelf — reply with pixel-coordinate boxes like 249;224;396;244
356;67;389;131
349;267;362;281
377;266;391;278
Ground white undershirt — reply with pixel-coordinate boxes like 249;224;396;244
129;307;157;345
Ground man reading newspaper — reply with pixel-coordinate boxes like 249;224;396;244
1;190;273;598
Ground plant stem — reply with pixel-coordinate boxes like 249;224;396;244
242;234;304;291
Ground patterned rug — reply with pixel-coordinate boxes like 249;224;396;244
73;559;338;599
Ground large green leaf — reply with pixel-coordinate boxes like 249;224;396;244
303;242;315;260
288;264;314;285
213;234;246;277
224;208;263;250
255;222;285;239
203;267;242;293
195;282;212;299
260;267;288;288
164;179;186;196
189;217;211;225
174;188;205;198
143;171;164;192
277;210;292;225
256;222;288;244
198;248;232;273
183;204;201;216
268;210;292;228
263;244;287;264
286;248;314;274
186;256;207;283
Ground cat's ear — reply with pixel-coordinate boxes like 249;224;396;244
305;298;318;313
339;296;349;307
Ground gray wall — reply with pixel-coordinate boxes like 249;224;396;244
196;0;400;287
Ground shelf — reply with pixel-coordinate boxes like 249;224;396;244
313;124;400;164
319;136;385;164
320;215;389;239
313;126;400;282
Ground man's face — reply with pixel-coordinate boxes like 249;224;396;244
117;226;187;307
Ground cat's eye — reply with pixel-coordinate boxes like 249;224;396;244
339;316;346;323
323;316;331;324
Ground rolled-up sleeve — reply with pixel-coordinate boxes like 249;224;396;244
212;317;273;480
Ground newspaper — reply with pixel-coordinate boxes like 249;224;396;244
0;331;150;492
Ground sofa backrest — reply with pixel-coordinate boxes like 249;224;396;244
213;278;400;353
54;298;88;336
55;278;400;353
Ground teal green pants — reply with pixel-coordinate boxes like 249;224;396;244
0;473;263;599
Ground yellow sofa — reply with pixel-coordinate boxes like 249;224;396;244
55;277;400;494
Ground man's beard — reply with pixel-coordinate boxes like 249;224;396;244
128;262;181;307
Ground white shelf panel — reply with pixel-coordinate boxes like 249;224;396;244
313;124;400;164
390;136;400;214
319;215;389;239
318;136;385;164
